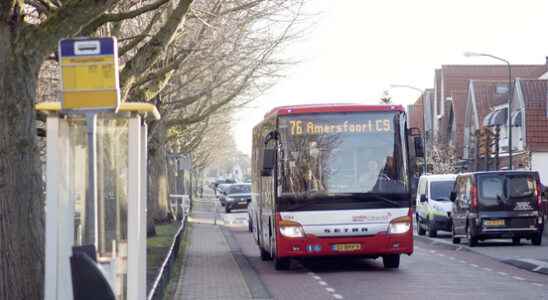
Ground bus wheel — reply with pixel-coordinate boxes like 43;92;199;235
382;254;400;269
260;247;271;261
274;257;290;270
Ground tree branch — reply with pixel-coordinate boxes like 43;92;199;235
79;0;170;36
120;0;194;100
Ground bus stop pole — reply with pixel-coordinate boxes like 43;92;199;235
85;113;98;246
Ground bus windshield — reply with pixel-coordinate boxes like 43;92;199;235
278;112;407;197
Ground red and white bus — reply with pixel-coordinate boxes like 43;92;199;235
249;103;423;270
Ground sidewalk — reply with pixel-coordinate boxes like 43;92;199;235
172;195;270;300
173;222;251;299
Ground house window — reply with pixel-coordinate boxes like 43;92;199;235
495;84;509;95
481;105;523;153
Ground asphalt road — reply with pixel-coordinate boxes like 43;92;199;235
199;195;548;299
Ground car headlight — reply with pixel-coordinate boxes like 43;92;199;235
388;216;411;234
279;219;305;238
226;197;234;202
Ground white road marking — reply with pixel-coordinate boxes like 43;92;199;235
437;253;445;257
430;250;436;253
498;272;508;276
333;294;344;299
470;264;479;268
459;260;467;264
319;281;327;286
512;276;525;281
482;268;492;272
326;288;335;293
456;246;463;251
532;283;544;287
449;257;455;260
533;266;543;272
313;275;321;280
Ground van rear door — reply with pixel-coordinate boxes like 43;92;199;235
478;173;538;212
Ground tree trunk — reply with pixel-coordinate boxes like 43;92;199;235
147;122;170;236
0;27;45;300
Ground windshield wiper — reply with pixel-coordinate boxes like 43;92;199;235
364;194;402;207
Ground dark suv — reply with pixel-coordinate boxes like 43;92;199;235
450;171;544;246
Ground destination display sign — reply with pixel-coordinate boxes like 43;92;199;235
59;37;120;111
288;119;393;136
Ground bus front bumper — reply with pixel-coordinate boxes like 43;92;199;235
276;231;413;258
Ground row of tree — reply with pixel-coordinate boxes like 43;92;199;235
0;1;305;298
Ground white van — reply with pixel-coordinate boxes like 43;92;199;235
416;174;457;237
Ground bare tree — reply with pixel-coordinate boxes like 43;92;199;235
429;136;457;174
144;0;306;226
1;1;194;298
1;0;305;296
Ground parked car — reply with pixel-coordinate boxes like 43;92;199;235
216;183;233;205
416;174;457;237
219;183;251;213
211;178;236;195
450;171;544;247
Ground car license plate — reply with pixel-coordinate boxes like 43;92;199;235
484;219;505;226
239;201;247;205
333;243;361;252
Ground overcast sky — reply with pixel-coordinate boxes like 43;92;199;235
233;0;548;155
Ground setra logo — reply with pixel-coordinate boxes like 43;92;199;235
352;212;392;222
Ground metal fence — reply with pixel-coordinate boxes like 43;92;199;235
147;214;188;300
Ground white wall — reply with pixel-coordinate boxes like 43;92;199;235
531;152;548;184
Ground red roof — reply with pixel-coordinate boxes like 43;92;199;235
264;103;405;118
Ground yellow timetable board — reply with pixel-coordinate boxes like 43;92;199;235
59;37;120;110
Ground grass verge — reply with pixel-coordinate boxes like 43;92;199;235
162;223;192;299
147;222;180;294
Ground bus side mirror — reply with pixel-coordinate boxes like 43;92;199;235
450;191;456;202
420;194;427;203
262;149;275;176
414;136;424;158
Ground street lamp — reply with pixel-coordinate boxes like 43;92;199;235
389;84;424;94
463;51;513;170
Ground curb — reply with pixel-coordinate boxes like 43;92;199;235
502;259;548;275
414;234;548;276
221;226;273;300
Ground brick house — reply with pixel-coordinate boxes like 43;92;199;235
463;79;548;183
433;65;547;157
407;96;423;130
407;64;548;160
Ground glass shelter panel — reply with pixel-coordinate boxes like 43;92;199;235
97;116;129;300
66;115;130;300
67;118;89;246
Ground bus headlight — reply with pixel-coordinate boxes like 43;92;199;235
279;219;305;238
388;216;411;234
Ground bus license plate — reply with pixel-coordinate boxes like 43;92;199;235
333;243;361;252
485;219;505;226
